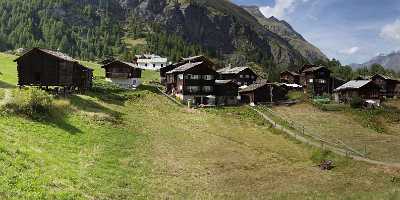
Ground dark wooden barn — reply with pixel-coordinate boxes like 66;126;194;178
334;80;381;103
280;70;300;84
215;80;239;106
371;74;400;98
14;48;93;91
239;80;288;104
217;67;258;86
166;61;219;105
300;66;331;96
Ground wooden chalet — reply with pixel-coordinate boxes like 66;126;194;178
334;80;381;103
371;74;400;98
300;66;331;96
239;80;288;104
215;80;239;106
14;48;93;91
217;67;258;86
161;55;218;85
280;70;300;84
101;60;142;89
180;55;217;69
166;61;219;105
160;62;182;85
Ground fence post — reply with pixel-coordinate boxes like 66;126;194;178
302;126;305;136
364;144;367;155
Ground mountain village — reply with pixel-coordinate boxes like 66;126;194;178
13;48;400;109
1;0;400;198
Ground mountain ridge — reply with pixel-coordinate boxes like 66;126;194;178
241;5;328;64
351;51;400;71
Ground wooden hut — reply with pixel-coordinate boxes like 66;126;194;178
14;48;93;91
101;60;142;88
333;80;380;103
280;70;300;84
239;80;288;104
371;74;400;98
215;80;239;106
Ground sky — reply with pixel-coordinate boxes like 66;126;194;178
233;0;400;65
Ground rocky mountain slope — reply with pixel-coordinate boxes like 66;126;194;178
352;51;400;71
242;5;328;63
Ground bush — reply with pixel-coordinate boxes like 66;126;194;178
350;96;363;108
2;88;53;116
311;149;333;164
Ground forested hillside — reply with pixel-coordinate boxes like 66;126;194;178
0;0;329;79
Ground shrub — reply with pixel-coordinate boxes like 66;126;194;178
2;88;53;117
311;149;333;164
350;96;363;108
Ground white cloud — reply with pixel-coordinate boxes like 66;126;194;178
339;46;360;55
380;19;400;43
259;0;309;19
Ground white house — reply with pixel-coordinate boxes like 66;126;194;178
134;54;168;70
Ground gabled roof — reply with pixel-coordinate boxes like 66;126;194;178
303;66;328;73
101;60;138;69
166;62;204;74
334;80;372;91
181;55;205;61
217;67;250;75
239;80;270;93
215;79;235;85
14;48;77;63
372;74;400;82
281;70;299;76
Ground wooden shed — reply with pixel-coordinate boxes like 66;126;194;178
215;80;239;106
333;80;380;103
371;74;400;98
280;70;300;84
14;48;93;91
239;80;288;104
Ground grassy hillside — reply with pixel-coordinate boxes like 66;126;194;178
270;103;400;163
0;53;399;199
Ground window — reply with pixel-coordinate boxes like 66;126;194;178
179;85;183;90
145;63;148;67
178;74;184;80
251;76;255;79
187;86;200;93
192;75;200;80
308;79;314;83
203;75;214;80
203;86;213;92
240;75;244;78
161;64;164;68
245;75;250;78
153;64;156;68
319;79;326;84
237;82;242;86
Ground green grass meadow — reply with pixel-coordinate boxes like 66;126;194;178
0;52;399;199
